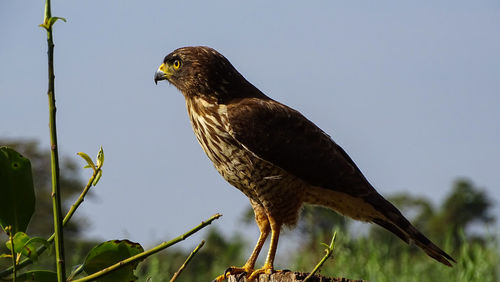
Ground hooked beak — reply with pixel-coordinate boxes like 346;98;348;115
154;63;169;85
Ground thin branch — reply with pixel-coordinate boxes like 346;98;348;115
70;214;222;282
67;264;84;281
63;167;101;226
303;232;337;282
7;228;16;282
170;240;205;282
42;0;66;280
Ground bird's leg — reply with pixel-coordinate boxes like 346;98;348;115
214;202;270;281
247;216;281;280
242;211;270;270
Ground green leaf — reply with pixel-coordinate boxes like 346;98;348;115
5;232;29;253
39;16;67;30
0;253;12;259
82;240;144;282
4;232;47;262
48;16;67;26
15;270;57;282
96;146;104;169
77;152;96;170
24;237;50;261
0;147;35;235
92;169;103;186
25;237;50;250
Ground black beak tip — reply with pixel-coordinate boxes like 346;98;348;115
154;70;168;85
154;73;159;85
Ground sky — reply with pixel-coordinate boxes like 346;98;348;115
1;1;499;258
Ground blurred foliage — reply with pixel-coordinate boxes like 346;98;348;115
430;179;495;245
0;138;91;272
0;138;87;237
370;178;496;249
292;231;499;282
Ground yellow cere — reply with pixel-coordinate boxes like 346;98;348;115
157;63;166;72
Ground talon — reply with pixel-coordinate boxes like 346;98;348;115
236;272;247;282
214;265;254;281
247;264;274;281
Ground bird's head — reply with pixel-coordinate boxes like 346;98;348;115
155;46;264;102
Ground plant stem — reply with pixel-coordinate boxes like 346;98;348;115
0;168;101;278
62;167;101;226
70;214;222;282
303;232;336;282
170;240;205;282
43;0;66;280
9;230;16;282
67;264;85;280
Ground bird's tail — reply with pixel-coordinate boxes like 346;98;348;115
370;195;456;267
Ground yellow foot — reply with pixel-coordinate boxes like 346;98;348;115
213;265;254;282
214;264;277;281
247;264;274;281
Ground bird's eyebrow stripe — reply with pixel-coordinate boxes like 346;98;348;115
164;55;181;64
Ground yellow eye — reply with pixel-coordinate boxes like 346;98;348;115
173;59;181;70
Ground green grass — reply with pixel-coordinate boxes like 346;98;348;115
292;234;499;282
135;231;499;282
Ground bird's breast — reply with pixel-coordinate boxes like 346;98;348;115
185;98;283;192
185;97;307;225
186;97;239;169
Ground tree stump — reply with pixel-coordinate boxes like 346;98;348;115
227;271;365;282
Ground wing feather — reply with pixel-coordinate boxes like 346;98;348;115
226;97;372;197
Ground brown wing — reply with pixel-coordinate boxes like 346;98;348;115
226;97;372;197
226;97;455;266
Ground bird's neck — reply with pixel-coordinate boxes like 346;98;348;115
184;96;238;168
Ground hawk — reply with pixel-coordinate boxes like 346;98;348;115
154;46;455;280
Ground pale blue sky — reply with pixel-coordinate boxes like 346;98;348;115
1;1;499;256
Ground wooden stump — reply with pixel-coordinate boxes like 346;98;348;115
227;271;365;282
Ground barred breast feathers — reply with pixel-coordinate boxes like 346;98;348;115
185;96;287;187
185;96;237;166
